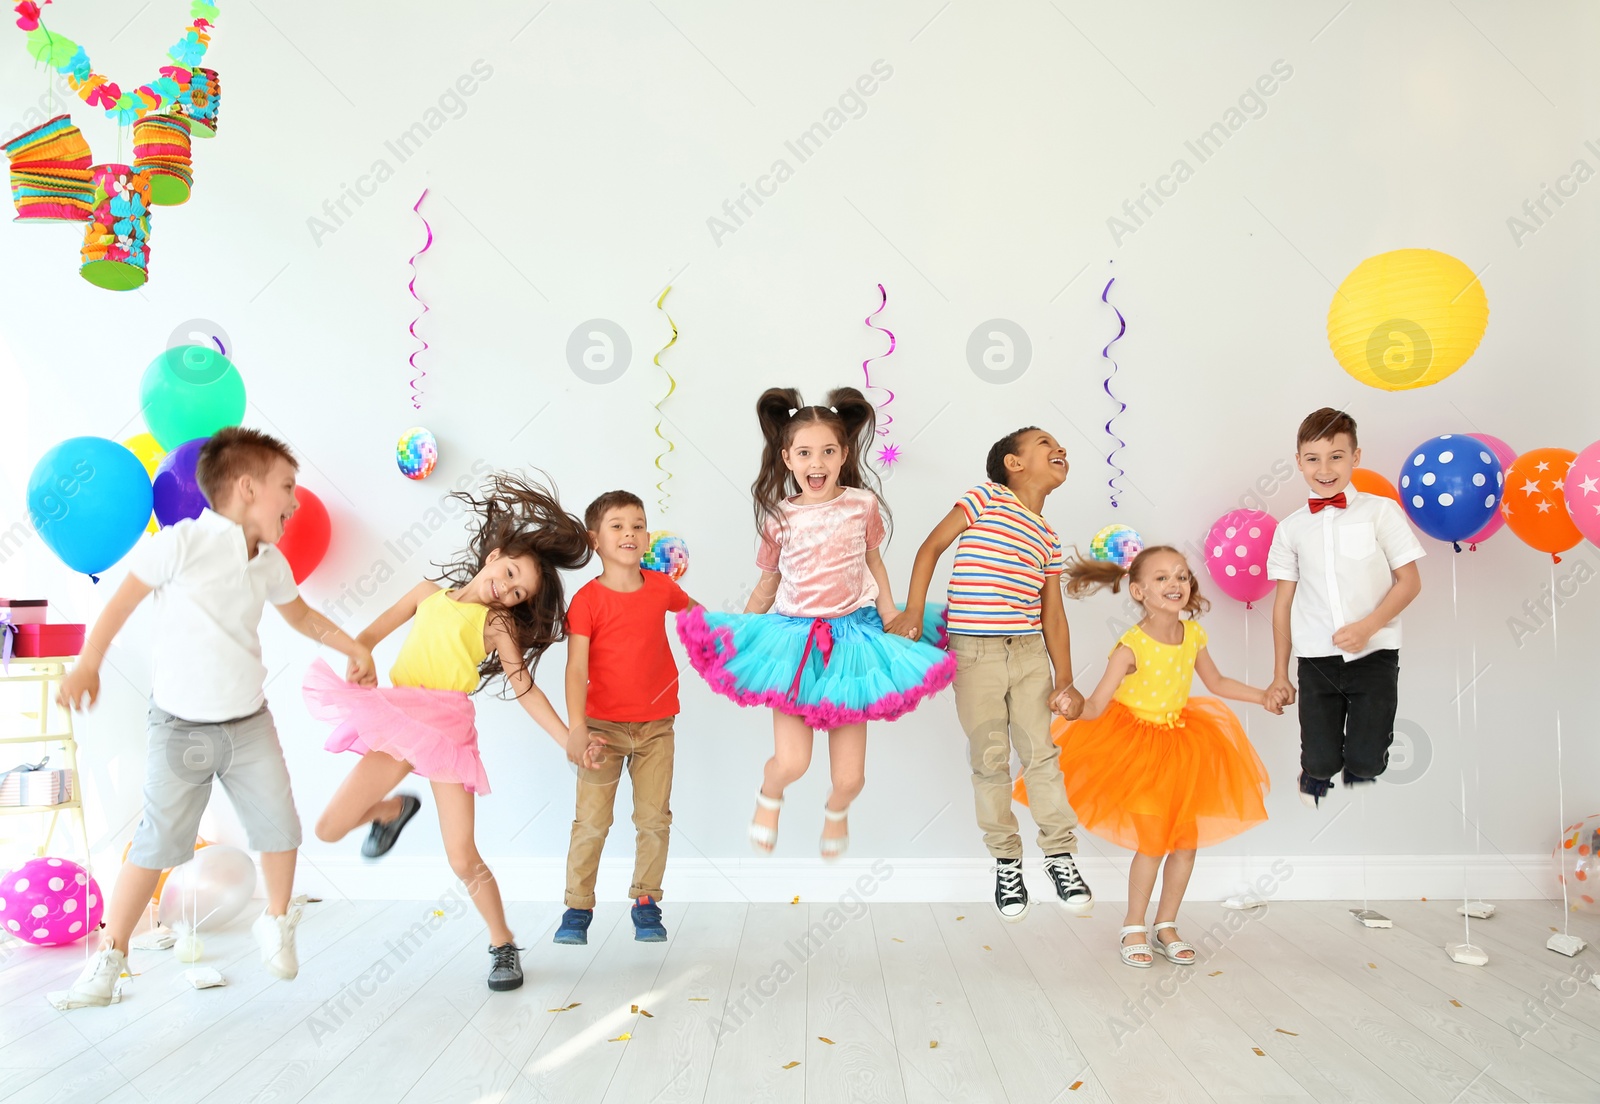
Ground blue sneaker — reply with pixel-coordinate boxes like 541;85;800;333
631;895;667;942
553;908;592;945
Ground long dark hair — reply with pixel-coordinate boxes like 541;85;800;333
1062;544;1210;617
434;472;592;691
752;385;888;537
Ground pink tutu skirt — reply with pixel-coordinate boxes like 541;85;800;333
302;658;490;795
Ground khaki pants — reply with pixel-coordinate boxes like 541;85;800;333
564;716;676;909
950;633;1079;859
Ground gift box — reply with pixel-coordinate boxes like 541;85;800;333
13;623;85;658
0;600;48;625
0;757;73;807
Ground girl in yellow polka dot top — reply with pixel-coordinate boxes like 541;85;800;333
1016;545;1274;969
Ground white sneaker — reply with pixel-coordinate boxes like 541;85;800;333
252;907;302;980
63;947;126;1007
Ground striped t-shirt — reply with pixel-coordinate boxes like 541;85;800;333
945;482;1065;636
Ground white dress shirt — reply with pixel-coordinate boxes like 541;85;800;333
1266;487;1425;661
127;509;299;721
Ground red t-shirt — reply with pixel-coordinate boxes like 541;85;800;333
566;570;691;722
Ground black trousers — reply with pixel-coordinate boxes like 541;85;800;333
1296;649;1400;783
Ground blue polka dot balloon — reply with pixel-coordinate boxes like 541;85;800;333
1398;433;1504;545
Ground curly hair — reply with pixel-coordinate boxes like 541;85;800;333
1062;544;1210;617
432;472;592;692
751;385;889;538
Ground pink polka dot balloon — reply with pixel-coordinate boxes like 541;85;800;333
0;857;103;946
1204;509;1278;607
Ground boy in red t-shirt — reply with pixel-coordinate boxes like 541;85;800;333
556;491;696;945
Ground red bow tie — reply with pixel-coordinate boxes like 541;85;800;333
1309;492;1347;513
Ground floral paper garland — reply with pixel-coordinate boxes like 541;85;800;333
14;1;220;125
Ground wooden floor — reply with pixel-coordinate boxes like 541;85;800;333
3;897;1600;1103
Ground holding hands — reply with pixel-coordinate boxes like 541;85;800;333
566;727;608;771
1049;685;1085;720
1263;677;1295;716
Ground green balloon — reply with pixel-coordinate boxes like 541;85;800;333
140;345;246;451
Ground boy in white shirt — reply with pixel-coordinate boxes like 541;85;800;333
54;427;374;1006
1266;409;1424;807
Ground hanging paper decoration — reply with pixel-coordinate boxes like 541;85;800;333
132;114;193;205
1089;523;1142;568
1564;439;1600;549
642;531;690;581
1327;249;1489;392
1100;272;1129;508
651;286;678;513
861;283;898;466
396;427;438;480
79;164;152;291
169;66;220;137
3;114;92;223
406;189;433;410
13;3;222;124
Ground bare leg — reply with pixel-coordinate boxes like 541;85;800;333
259;850;297;917
1153;849;1198;960
823;722;868;844
1122;852;1163;964
316;752;414;843
98;863;164;955
752;711;814;846
434;780;513;946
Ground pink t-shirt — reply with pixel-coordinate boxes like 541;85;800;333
755;486;886;619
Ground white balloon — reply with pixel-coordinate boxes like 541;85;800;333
157;846;258;931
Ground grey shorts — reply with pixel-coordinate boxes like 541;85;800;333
126;701;303;870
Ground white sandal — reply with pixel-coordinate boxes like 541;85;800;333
1152;921;1197;965
1119;925;1154;968
820;796;849;861
750;790;783;854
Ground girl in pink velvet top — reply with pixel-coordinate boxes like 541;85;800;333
676;386;955;859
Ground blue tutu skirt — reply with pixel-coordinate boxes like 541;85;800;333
676;603;955;729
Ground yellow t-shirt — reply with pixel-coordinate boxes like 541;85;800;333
389;589;489;692
1111;620;1208;725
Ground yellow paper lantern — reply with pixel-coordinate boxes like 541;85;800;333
122;432;166;534
1326;249;1489;391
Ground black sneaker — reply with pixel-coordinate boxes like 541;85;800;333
993;858;1029;922
487;942;523;991
361;793;422;859
1043;852;1093;914
1298;771;1331;809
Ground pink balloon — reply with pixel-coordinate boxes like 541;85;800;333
0;856;104;946
1462;433;1517;548
1564;439;1600;548
1204;509;1278;606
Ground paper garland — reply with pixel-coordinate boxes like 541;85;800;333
406;189;433;410
15;2;221;125
651;286;678;513
1100;272;1129;509
861;283;899;467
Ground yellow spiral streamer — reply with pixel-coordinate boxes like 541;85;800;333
651;285;678;513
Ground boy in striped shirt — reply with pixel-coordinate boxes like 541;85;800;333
889;427;1091;922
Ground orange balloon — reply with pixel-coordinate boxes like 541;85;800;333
1350;467;1400;504
1502;448;1581;561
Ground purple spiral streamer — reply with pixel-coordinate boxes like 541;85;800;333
1100;273;1129;508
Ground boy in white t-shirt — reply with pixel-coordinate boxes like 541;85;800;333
54;428;374;1007
1265;409;1424;807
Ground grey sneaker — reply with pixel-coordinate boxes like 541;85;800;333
488;942;523;991
252;907;301;980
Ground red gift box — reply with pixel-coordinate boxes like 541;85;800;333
0;599;48;625
13;624;84;657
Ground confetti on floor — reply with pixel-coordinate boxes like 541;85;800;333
792;896;801;905
818;1036;835;1045
892;937;905;943
640;1010;654;1018
982;945;991;951
1421;897;1428;901
609;1032;632;1042
1252;1047;1266;1057
547;1002;582;1013
782;1061;801;1070
1275;1028;1298;1036
1449;1000;1462;1008
631;1005;638;1013
432;910;444;917
929;1041;939;1049
956;915;965;921
688;997;709;1002
1367;963;1377;969
1069;1081;1083;1091
1208;971;1223;977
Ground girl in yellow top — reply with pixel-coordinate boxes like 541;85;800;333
301;474;594;991
1020;545;1274;969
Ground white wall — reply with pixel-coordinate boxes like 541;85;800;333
3;1;1598;901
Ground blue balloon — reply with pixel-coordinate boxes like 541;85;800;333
26;437;154;579
152;437;210;528
1398;434;1505;544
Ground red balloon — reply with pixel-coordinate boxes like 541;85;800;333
277;487;330;583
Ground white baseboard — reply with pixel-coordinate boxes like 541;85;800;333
285;853;1556;904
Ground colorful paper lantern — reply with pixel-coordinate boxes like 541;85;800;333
79;164;153;291
1089;524;1143;568
396;427;438;480
642;531;689;581
2;114;93;223
1327;249;1489;391
131;114;193;206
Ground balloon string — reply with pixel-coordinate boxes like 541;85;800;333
1100;273;1128;509
651;286;678;514
1453;554;1470;948
406;189;433;411
1551;559;1570;935
861;283;896;440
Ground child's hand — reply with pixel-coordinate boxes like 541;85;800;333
567;728;604;769
582;732;607;771
883;608;923;640
56;667;100;712
1265;678;1295;713
1331;620;1373;654
1051;686;1085;719
346;648;377;687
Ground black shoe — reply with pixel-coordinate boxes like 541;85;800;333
1298;771;1331;809
487;942;524;991
993;858;1029;922
361;793;422;859
1043;852;1093;914
1342;771;1378;787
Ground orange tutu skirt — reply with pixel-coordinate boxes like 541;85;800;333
1014;698;1268;854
